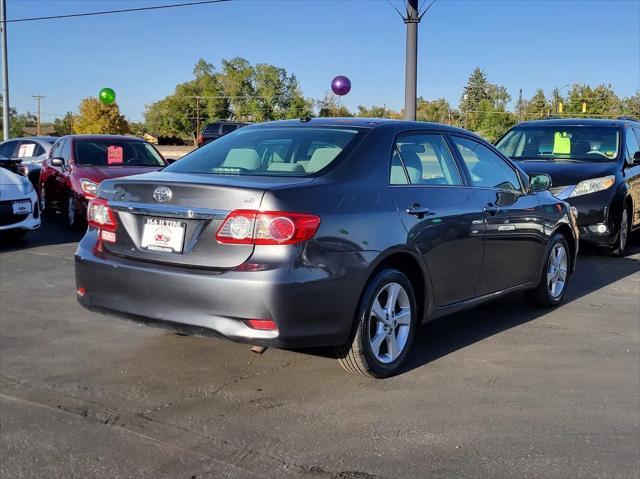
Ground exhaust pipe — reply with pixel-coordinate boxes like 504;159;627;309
251;345;268;354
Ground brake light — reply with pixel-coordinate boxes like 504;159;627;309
87;198;118;232
216;210;320;245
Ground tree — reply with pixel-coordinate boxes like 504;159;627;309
145;57;311;143
523;89;549;120
416;97;453;124
622;91;640;117
356;104;400;118
317;93;352;117
459;68;513;138
73;98;128;134
565;84;623;117
53;112;74;136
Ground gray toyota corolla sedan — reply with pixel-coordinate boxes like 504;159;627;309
75;118;579;377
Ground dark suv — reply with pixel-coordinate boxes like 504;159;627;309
497;118;640;255
198;121;248;147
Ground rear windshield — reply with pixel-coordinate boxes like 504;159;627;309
166;127;364;176
74;139;166;167
496;126;619;162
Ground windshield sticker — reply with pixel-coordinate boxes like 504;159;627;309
18;143;36;157
107;146;124;165
553;132;571;155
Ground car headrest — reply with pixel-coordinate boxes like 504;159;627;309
222;148;261;170
306;147;342;173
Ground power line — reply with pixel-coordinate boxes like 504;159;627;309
6;0;230;24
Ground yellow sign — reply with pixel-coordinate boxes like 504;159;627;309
553;132;571;154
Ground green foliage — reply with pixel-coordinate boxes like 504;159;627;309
565;84;622;117
416;97;454;124
145;57;312;143
459;68;513;138
356;104;400;118
73;98;128;135
523;89;549;119
53;112;74;136
317;93;352;117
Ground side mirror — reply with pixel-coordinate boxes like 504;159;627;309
633;151;640;165
529;173;552;192
51;157;65;167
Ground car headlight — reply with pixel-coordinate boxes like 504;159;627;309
569;175;615;198
80;178;99;197
20;175;33;194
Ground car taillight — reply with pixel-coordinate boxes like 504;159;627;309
197;134;204;145
216;210;320;245
87;198;118;232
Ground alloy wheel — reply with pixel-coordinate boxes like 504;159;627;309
368;282;411;364
547;243;568;298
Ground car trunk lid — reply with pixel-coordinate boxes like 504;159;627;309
98;172;314;269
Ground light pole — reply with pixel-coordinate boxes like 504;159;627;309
403;0;419;121
1;0;9;140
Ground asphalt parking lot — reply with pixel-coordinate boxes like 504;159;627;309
1;219;639;478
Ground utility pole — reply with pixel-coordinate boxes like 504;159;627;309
195;96;200;136
32;94;44;136
517;88;523;122
1;0;9;140
403;0;420;121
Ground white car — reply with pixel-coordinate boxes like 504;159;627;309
0;162;41;235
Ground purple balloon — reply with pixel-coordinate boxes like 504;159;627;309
331;75;351;96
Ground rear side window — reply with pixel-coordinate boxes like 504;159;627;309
220;124;236;134
165;127;364;177
204;124;220;134
391;133;462;186
451;136;521;191
0;140;18;157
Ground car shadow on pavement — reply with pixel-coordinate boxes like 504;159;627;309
0;215;84;253
401;237;640;375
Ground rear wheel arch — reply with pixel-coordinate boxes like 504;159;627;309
362;250;430;325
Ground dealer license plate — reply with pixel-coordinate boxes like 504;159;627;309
141;218;186;253
12;200;32;214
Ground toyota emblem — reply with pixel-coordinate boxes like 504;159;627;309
153;186;172;203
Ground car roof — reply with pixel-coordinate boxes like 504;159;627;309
248;117;474;134
61;134;147;142
515;118;639;128
3;136;57;143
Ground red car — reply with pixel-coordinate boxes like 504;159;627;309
39;135;168;229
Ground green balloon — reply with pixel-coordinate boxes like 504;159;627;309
99;87;116;105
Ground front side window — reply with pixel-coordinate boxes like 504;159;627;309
74;139;165;167
452;136;521;191
165;127;364;176
626;128;640;162
390;133;462;186
496;126;619;162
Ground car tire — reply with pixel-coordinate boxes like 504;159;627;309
335;269;417;378
67;194;83;231
39;185;48;216
525;233;570;307
611;206;631;257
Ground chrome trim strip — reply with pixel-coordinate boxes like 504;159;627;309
109;201;228;220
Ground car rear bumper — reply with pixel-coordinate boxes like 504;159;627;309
75;232;371;348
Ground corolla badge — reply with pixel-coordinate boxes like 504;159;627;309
153;186;172;203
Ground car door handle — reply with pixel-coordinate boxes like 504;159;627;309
406;204;430;218
483;204;500;215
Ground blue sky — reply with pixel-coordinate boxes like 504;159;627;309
7;0;640;122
